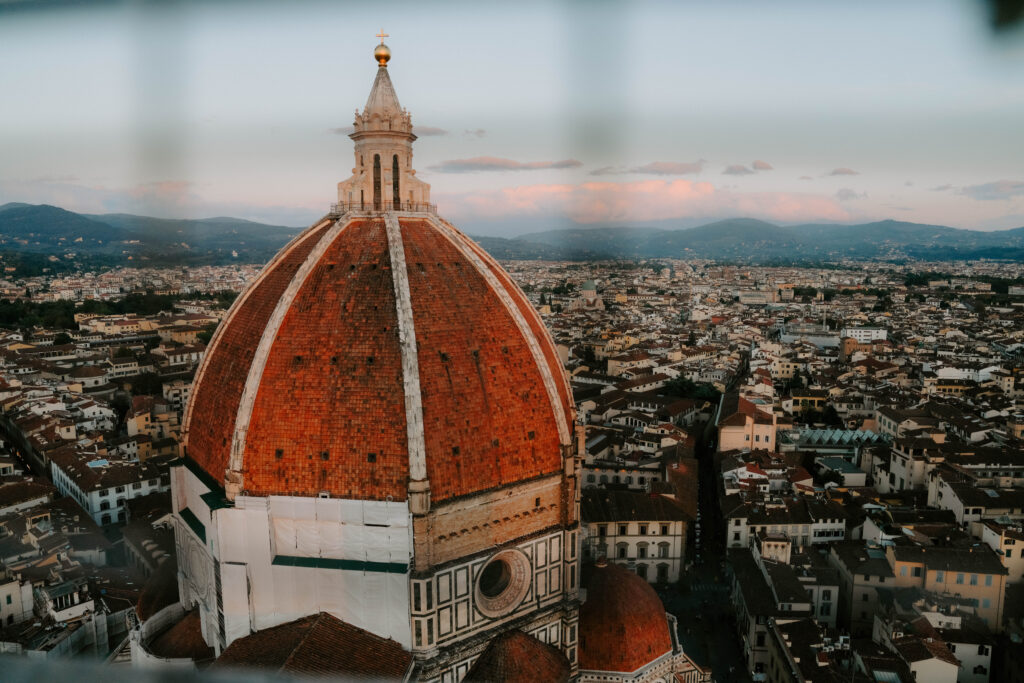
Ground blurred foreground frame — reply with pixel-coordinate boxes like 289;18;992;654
2;0;1023;30
990;0;1024;29
0;654;396;683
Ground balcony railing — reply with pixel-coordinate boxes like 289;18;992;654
329;201;437;216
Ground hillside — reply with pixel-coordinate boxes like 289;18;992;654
1;203;1023;269
0;203;302;267
516;218;1024;261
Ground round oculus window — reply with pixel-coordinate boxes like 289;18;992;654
474;549;532;618
479;558;512;598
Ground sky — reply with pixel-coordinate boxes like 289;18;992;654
2;0;1024;236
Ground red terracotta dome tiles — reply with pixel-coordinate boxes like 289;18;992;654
186;214;572;502
186;220;334;481
463;629;571;682
399;219;563;502
578;562;673;673
242;219;409;499
454;230;575;439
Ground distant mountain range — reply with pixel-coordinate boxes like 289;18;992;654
2;203;1024;269
510;218;1024;261
0;202;302;267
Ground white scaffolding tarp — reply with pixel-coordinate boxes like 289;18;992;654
267;496;411;563
230;495;416;646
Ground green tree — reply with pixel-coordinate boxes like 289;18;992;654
822;405;843;428
551;280;577;296
665;377;720;401
110;393;130;425
52;332;73;345
197;322;219;345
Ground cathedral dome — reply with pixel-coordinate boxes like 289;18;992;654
183;213;574;502
169;43;582;679
578;560;673;673
183;43;573;504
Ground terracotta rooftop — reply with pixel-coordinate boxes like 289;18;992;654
581;488;690;523
147;609;214;663
463;630;571;683
214;612;411;679
0;477;54;510
579;560;672;673
47;448;171;494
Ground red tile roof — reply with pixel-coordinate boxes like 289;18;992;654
185;219;334;488
147;609;214;662
402;219;565;499
185;215;573;501
579;561;672;673
463;629;571;682
243;219;409;499
213;612;411;679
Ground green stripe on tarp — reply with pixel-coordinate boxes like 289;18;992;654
177;454;226;495
200;490;232;510
179;506;207;543
272;555;407;574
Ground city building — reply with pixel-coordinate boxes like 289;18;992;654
580;488;689;584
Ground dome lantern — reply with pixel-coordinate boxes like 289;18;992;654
338;35;432;212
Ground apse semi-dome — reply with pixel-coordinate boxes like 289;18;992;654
578;560;673;673
181;49;574;503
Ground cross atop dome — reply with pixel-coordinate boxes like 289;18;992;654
374;29;391;66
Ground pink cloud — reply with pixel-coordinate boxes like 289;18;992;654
437;179;850;224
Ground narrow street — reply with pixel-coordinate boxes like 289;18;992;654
661;392;752;683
